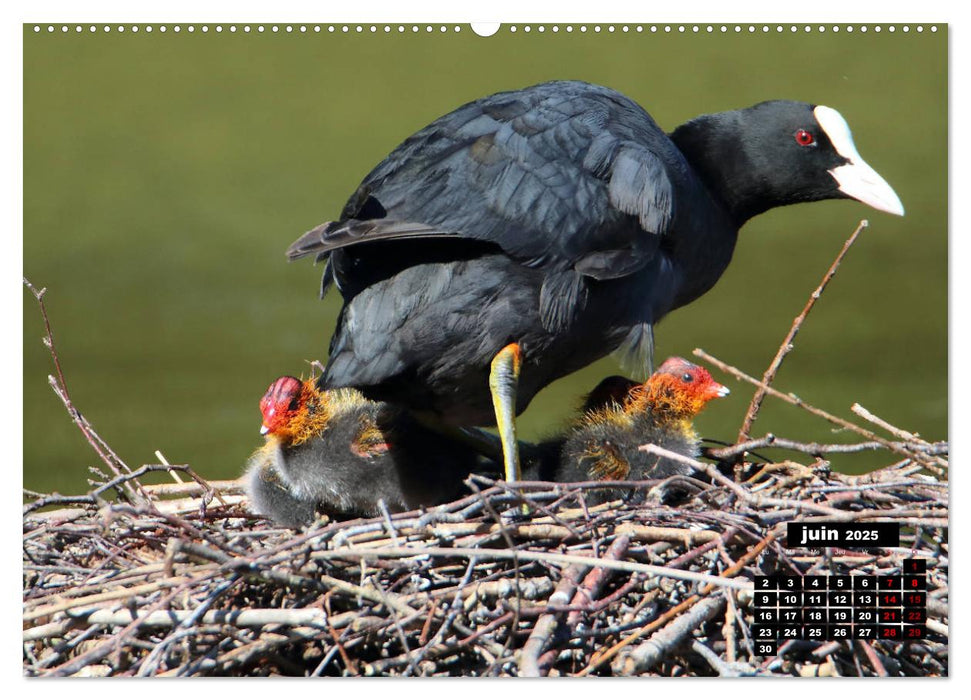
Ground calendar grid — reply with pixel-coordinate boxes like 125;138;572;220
751;559;926;656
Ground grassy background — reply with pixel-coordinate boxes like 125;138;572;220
23;24;947;493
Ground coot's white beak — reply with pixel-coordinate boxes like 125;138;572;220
815;105;905;216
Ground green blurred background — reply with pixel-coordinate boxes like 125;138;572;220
23;24;947;494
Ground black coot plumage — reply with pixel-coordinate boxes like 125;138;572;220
288;80;903;484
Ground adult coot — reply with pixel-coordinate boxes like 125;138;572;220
288;80;903;484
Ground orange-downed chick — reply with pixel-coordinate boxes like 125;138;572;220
244;376;481;527
538;357;728;504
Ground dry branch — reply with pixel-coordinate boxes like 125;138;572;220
738;219;868;442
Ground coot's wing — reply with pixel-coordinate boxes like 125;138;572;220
287;219;459;263
290;81;681;278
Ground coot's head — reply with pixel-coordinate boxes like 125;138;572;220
672;100;904;222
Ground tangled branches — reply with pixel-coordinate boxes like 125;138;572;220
23;440;948;676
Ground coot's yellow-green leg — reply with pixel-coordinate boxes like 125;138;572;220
489;343;523;485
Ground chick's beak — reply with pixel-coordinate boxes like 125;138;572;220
709;383;730;399
260;424;269;435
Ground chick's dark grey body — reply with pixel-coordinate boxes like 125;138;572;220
556;409;698;482
245;396;484;526
528;413;698;507
245;460;318;529
524;384;700;505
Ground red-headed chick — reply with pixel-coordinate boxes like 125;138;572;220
244;376;481;527
526;358;728;504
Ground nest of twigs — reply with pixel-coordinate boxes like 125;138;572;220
23;432;948;677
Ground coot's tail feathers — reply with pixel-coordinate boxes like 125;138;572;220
539;268;589;333
286;218;460;262
614;321;655;380
320;346;408;396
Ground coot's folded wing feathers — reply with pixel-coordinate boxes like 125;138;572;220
291;81;684;277
286;219;459;262
606;145;675;235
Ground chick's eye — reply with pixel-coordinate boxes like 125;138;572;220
795;129;815;147
682;372;694;383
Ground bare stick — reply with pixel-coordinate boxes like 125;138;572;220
695;348;945;476
856;639;889;677
24;279;73;416
24;278;146;504
566;535;631;629
579;533;776;676
409;558;477;671
616;595;727;675
463;478;524;676
738;219;868;441
519;561;588;676
140;479;244;499
691;637;742;677
639;444;843;516
852;404;924;444
708;434;948;460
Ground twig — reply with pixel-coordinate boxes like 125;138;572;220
23;464;218;516
616;595;727;674
578;532;776;676
639;444;847;517
695;348;945;475
738;219;868;441
42;580;200;677
410;558;477;672
377;499;402;548
708;434;947;461
856;639;889;677
24;278;145;504
851;403;920;441
465;478;523;677
519;561;589;677
566;535;631;629
690;638;744;677
851;405;947;468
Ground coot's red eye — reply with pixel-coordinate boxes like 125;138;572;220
795;129;815;146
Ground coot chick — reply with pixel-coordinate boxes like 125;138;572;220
244;376;483;527
288;80;903;485
528;358;728;505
